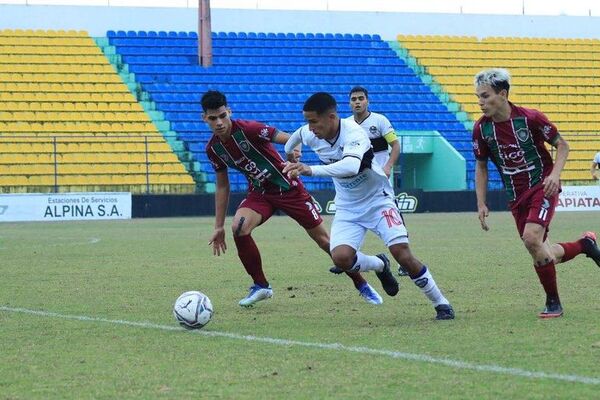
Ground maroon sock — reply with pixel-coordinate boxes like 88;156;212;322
558;240;584;263
534;261;559;301
234;235;268;287
345;271;367;290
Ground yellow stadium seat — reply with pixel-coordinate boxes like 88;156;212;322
404;33;600;180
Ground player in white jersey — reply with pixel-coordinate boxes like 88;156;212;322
346;86;410;277
591;151;600;180
283;92;455;320
346;86;399;178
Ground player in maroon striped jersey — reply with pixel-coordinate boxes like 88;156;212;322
202;90;387;307
473;69;600;319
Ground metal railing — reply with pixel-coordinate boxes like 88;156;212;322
0;134;171;193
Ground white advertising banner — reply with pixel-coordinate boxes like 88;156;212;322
557;186;600;212
0;192;132;222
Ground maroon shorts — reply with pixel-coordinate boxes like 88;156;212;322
238;187;323;230
510;184;558;241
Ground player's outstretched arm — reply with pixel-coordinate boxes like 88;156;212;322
300;156;362;178
590;161;599;179
209;170;230;256
544;136;569;197
383;137;400;178
208;228;226;256
272;131;290;144
475;159;490;231
283;129;304;162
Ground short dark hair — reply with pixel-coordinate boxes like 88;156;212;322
201;90;227;112
303;92;337;115
349;86;368;98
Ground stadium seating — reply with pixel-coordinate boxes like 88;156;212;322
4;29;596;193
0;29;195;194
398;34;600;182
107;30;474;192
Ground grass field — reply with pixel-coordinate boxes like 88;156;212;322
1;211;599;399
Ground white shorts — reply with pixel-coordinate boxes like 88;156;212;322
330;196;409;251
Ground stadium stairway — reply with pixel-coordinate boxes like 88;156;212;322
396;34;600;184
0;29;195;194
104;30;477;192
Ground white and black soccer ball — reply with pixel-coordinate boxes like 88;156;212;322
173;291;213;330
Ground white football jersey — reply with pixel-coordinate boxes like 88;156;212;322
293;118;394;211
346;112;394;166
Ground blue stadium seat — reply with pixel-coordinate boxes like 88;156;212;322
108;29;476;191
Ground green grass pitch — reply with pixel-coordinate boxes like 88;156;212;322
1;212;599;399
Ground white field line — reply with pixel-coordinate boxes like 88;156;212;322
1;306;599;386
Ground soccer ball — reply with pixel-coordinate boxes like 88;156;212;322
173;291;213;330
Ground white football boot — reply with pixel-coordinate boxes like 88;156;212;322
358;283;383;305
239;284;273;307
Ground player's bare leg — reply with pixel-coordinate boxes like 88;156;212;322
522;223;562;318
325;246;398;298
232;207;273;307
307;225;371;283
306;225;384;304
389;243;454;320
331;245;398;299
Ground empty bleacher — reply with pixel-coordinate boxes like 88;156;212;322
398;34;600;182
0;29;195;194
107;30;471;192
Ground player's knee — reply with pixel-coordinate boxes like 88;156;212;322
331;251;354;269
231;217;251;237
521;231;542;251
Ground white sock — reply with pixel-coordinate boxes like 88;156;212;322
349;252;384;273
411;266;449;306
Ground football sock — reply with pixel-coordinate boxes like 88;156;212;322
233;234;269;287
349;252;385;273
558;240;584;263
410;266;449;306
534;261;559;301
